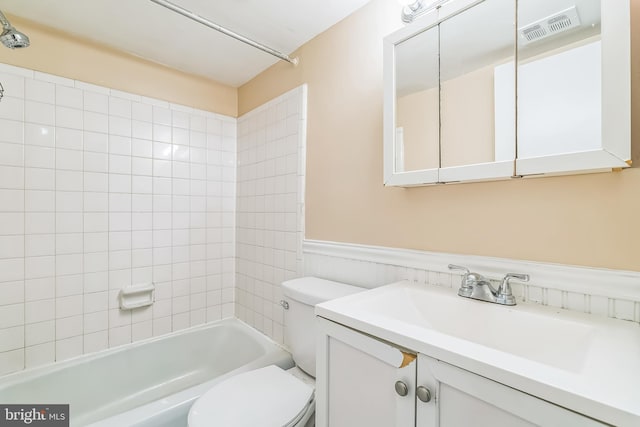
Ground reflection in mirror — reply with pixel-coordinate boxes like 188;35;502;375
394;26;439;173
439;0;516;169
517;0;601;159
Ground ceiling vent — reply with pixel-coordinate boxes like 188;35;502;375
519;6;581;44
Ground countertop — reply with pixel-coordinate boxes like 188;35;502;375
316;280;640;427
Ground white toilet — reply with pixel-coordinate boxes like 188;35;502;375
187;277;363;427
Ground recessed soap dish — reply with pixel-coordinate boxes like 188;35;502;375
119;283;155;310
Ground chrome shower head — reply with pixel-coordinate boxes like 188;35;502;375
0;10;30;49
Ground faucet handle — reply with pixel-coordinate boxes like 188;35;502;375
496;273;530;305
448;264;474;297
504;273;529;283
448;264;470;274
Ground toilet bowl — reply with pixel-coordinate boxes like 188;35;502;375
187;277;363;427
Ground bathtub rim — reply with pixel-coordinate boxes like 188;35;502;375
0;317;287;389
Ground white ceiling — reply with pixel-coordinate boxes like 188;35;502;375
0;0;371;87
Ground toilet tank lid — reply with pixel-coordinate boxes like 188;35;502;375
282;277;364;306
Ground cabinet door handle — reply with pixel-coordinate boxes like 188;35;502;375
395;380;409;397
417;386;432;403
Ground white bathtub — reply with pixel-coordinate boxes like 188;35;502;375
0;318;293;427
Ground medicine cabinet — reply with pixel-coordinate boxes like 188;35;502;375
383;0;630;187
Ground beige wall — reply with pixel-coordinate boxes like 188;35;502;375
0;15;237;116
239;0;640;272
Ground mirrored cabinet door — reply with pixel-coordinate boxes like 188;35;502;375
438;0;516;183
384;13;440;186
383;0;630;187
395;26;440;175
516;0;631;176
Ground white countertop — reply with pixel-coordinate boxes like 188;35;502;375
316;280;640;427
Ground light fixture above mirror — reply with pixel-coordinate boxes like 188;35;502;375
399;0;450;23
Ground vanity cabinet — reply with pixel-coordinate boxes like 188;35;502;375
316;317;608;427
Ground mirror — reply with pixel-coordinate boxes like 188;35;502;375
394;26;439;173
383;0;629;187
439;0;516;174
517;0;601;159
516;0;630;175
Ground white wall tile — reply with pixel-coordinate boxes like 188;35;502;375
56;274;83;297
56;106;83;130
25;79;55;103
25;101;55;126
0;71;25;97
84;213;109;233
84;92;108;114
0;349;24;375
0;96;24;121
56;128;83;151
0;280;25;305
56;233;83;255
56;336;83;361
132;102;152;122
0;118;23;144
0;189;25;212
132;138;153;158
84;331;108;353
84;172;109;192
109;174;131;193
109;97;132;119
84;232;108;252
0;62;239;375
0;303;24;329
153;106;172;125
56;213;83;234
35;72;74;88
25;123;54;147
56;148;83;171
153;125;171;143
57;85;83;109
109;116;132;137
25;299;54;324
84;131;109;153
0;213;24;236
25;321;55;346
84;111;108;133
56;170;83;192
84;311;108;334
25;277;55;302
0;142;24;167
56;315;83;339
25;146;55;169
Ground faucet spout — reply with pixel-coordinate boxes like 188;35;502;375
448;264;530;306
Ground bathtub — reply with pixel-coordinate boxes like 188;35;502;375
0;318;293;427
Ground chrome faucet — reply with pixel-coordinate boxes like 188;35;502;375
448;265;529;306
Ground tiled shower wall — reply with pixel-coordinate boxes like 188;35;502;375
235;86;307;344
0;63;236;375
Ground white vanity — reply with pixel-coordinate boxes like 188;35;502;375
315;280;640;426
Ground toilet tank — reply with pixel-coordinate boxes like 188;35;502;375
282;277;363;377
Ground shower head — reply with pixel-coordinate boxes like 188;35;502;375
0;10;30;49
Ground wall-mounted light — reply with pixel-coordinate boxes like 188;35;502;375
398;0;450;23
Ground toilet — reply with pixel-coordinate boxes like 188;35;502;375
187;277;363;427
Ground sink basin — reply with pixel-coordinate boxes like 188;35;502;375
348;282;595;372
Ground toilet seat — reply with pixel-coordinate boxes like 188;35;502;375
188;365;315;427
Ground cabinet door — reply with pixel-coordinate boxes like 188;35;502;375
316;318;417;427
417;354;608;427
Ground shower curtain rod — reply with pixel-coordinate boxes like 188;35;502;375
150;0;299;65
